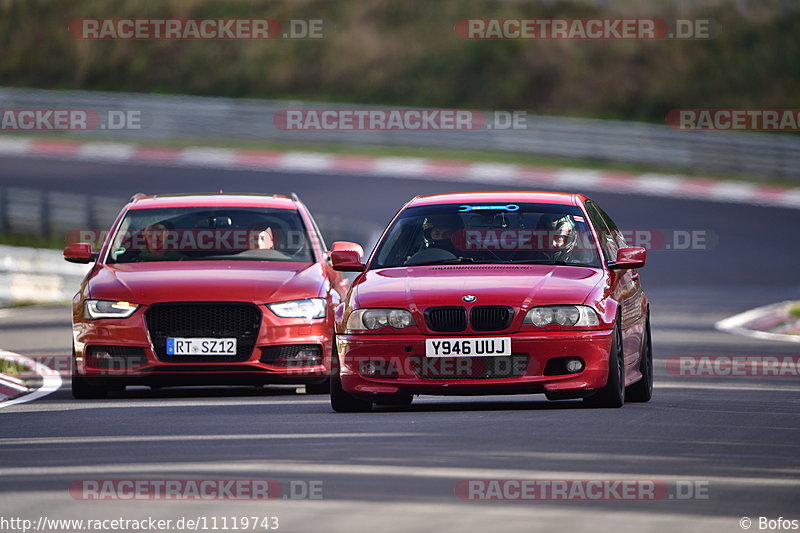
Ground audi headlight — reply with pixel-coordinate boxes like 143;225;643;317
524;305;598;327
347;309;415;331
84;300;139;319
267;298;327;319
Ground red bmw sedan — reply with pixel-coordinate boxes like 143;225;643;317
329;191;652;411
64;193;350;399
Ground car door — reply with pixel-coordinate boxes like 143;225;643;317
584;200;645;374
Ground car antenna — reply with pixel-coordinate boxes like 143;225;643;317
291;192;300;202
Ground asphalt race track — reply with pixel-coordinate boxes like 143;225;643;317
1;154;799;533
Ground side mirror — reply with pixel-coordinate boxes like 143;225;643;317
64;243;97;264
608;247;646;270
330;241;365;272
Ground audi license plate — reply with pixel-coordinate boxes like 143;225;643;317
167;338;237;356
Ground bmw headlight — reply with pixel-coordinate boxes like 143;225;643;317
523;305;598;327
267;298;327;319
347;309;415;331
84;300;139;319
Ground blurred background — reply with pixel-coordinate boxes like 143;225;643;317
0;0;799;303
3;0;798;118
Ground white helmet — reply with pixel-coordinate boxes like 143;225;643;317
549;215;578;257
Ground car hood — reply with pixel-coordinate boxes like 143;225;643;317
354;264;604;310
88;261;324;305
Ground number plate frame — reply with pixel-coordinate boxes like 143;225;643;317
166;338;238;356
425;337;512;357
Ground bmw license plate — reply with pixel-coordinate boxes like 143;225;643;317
425;337;511;357
167;338;237;356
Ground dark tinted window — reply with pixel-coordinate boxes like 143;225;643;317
106;206;314;263
371;202;602;269
585;201;618;262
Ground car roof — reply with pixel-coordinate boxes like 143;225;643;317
127;193;298;210
406;191;583;207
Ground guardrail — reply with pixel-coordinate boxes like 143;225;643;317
2;87;800;180
0;187;120;304
0;186;123;238
0;244;90;304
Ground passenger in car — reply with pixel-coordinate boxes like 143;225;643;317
139;222;184;261
249;226;276;250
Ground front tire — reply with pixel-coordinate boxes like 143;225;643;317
71;352;110;399
71;375;110;399
584;322;625;408
330;344;372;413
305;378;330;395
626;314;653;403
372;393;413;406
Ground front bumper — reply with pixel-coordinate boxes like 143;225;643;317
337;329;613;397
72;305;333;386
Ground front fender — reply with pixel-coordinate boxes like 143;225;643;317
582;275;618;328
334;302;347;333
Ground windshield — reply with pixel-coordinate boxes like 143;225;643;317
371;202;601;269
105;206;314;264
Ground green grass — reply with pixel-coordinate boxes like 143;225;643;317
4;299;71;308
0;359;32;376
0;233;65;250
788;303;800;318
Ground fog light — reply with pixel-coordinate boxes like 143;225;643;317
361;361;379;377
358;359;398;378
565;359;584;373
275;353;322;367
86;350;112;368
286;353;322;367
263;345;323;367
